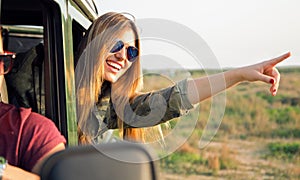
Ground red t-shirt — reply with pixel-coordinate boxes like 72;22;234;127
0;102;66;171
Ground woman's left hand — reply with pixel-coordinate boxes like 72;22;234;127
238;52;291;96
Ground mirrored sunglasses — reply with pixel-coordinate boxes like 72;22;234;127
0;51;16;75
110;40;139;62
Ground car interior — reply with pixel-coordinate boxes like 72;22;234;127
1;0;158;179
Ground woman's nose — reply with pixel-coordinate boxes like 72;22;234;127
114;47;127;61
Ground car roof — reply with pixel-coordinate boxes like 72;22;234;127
1;0;98;26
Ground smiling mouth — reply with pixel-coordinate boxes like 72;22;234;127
106;60;121;71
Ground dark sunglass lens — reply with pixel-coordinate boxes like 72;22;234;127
110;40;124;53
127;46;139;62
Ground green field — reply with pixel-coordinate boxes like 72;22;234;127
143;67;300;179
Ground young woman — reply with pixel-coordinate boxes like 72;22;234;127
75;12;291;144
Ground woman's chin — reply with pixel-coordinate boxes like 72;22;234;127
104;74;119;83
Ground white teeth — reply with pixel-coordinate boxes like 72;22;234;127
107;61;121;70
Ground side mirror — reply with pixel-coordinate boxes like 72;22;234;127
39;142;159;180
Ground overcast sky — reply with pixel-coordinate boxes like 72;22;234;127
95;0;300;69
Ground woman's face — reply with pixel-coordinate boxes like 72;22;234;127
103;28;137;83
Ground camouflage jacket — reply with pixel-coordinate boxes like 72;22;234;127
87;79;194;143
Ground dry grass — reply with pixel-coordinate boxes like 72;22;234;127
145;67;300;179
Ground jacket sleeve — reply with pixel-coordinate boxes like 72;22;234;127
123;79;194;128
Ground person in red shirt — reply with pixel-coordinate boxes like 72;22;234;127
0;48;66;179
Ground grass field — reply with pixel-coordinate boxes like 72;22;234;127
143;67;300;179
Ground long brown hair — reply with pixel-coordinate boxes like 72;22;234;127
76;12;145;144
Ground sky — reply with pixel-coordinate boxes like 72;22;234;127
94;0;300;69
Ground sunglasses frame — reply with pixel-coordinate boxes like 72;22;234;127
110;40;139;62
0;51;16;75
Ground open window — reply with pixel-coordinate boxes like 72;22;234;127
2;0;65;140
1;0;45;114
1;0;97;145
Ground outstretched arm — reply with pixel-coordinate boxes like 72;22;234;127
187;52;291;104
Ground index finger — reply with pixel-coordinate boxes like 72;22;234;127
265;52;291;67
